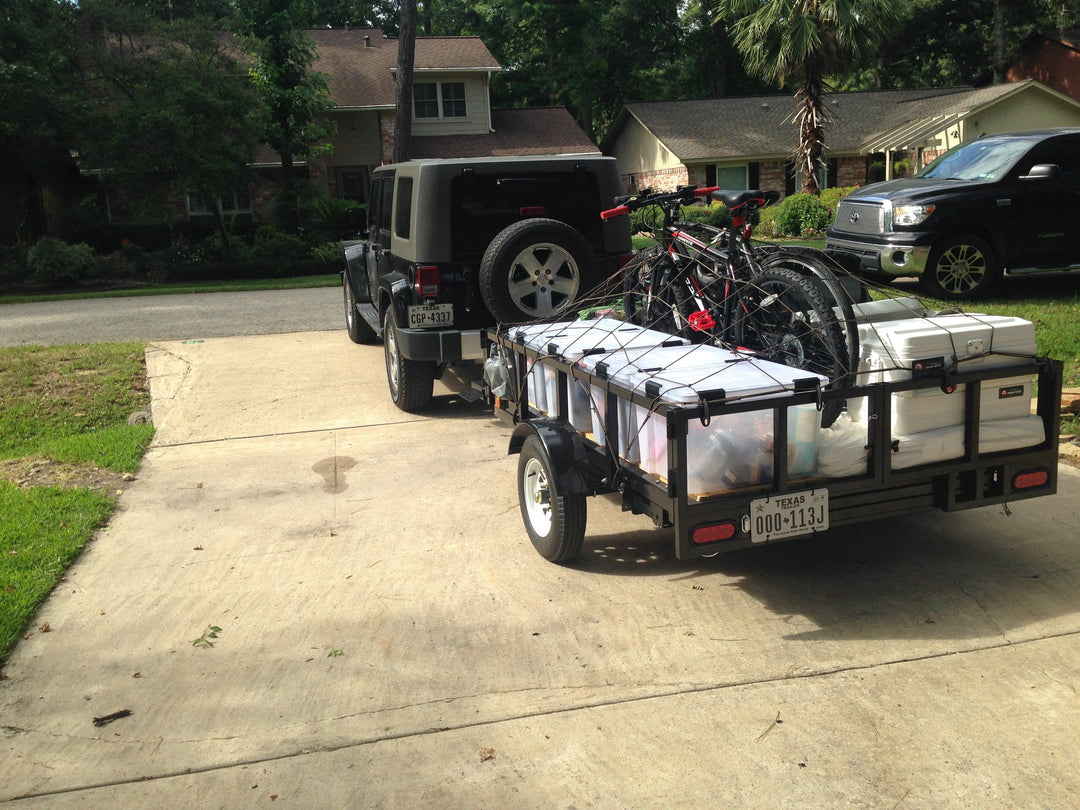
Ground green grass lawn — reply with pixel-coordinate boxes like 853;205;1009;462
0;343;154;663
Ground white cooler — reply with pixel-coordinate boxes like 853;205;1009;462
848;313;1037;433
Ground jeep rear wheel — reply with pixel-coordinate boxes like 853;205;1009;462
384;307;435;412
480;218;597;324
922;234;1000;300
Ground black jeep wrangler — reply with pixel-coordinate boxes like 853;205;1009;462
341;155;632;411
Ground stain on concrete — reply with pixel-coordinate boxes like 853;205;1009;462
312;456;357;494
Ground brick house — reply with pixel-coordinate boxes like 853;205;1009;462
237;27;597;224
599;80;1080;197
1005;28;1080;101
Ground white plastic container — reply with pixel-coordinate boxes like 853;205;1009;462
513;319;686;419
890;413;1045;469
623;352;828;494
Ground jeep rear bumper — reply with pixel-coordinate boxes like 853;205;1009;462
396;326;486;363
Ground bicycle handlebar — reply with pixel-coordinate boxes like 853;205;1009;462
600;185;718;220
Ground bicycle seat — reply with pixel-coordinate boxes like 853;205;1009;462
710;189;781;210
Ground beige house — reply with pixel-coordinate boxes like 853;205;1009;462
600;80;1080;196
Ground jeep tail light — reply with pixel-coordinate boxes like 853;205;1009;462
416;266;440;298
519;206;547;217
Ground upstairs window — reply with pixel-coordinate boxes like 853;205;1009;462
414;81;467;120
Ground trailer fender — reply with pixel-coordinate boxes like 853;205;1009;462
508;419;592;496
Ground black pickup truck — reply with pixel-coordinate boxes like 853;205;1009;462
826;129;1080;300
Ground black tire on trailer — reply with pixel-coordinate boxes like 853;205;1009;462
760;250;860;382
480;218;598;324
383;307;435;412
921;234;1001;300
517;434;586;563
343;272;379;344
737;266;852;428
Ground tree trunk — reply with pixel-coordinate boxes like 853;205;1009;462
797;69;826;196
393;0;417;164
711;19;729;98
993;0;1006;84
213;196;232;258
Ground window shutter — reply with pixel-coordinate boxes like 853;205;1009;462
749;162;760;190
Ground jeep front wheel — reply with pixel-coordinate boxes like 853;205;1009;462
383;307;435;412
480;218;597;324
922;234;1000;300
343;272;378;344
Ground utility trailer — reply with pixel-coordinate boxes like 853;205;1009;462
481;317;1062;563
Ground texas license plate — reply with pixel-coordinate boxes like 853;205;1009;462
408;303;453;328
749;489;829;543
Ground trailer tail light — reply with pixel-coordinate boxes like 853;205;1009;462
1013;469;1049;490
416;266;440;298
692;522;737;545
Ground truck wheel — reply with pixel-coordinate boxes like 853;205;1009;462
922;235;1000;300
480;218;597;324
384;307;435;412
518;435;586;563
343;272;378;344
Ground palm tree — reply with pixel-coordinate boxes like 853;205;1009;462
719;0;901;195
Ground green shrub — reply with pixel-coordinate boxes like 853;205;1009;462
27;238;99;284
309;241;343;265
678;201;730;229
819;185;859;215
774;193;831;238
247;226;310;275
0;244;28;287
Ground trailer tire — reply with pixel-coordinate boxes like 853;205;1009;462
518;434;586;563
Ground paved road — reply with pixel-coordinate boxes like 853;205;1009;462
0;286;344;347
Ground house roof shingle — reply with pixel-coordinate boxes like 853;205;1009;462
306;28;500;109
409;108;599;158
605;83;1043;161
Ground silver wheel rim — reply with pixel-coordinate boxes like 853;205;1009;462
343;280;355;329
505;242;580;317
937;244;986;294
522;456;553;536
385;317;400;394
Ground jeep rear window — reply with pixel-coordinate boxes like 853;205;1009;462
918;137;1038;182
450;171;602;255
394;177;414;239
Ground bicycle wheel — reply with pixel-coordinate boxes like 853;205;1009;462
733;266;852;428
623;249;691;338
759;250;860;379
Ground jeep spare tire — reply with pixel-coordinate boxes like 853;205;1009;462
480;218;597;324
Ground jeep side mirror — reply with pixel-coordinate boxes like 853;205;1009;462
1019;163;1061;182
345;206;368;236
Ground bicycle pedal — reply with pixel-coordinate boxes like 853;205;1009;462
688;310;716;331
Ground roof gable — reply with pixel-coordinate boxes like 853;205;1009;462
603;82;1080;161
305;28;500;110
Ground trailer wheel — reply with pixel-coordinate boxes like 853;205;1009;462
517;434;586;563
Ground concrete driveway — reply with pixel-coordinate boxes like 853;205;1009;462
2;331;1079;807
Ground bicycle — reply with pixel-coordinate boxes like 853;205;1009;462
600;186;860;427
